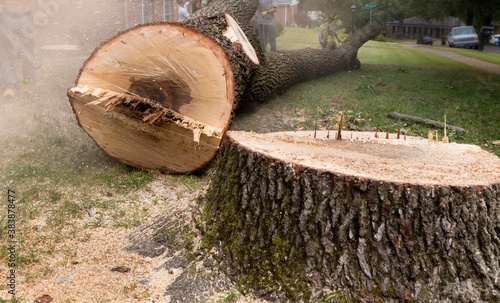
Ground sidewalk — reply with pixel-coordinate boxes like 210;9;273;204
418;47;500;75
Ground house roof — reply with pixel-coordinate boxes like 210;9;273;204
386;16;465;28
276;0;299;6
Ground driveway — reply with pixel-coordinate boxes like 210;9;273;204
418;46;500;75
434;44;500;54
398;42;500;75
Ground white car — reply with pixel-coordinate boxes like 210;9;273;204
489;34;500;46
447;26;479;49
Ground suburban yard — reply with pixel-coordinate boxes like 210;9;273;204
0;25;499;302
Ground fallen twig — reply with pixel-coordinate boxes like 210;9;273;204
388;112;466;134
87;202;93;218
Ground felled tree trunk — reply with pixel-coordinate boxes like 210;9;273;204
242;22;380;103
201;130;500;302
67;0;381;173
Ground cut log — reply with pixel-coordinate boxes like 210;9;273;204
68;14;258;172
67;0;381;172
201;130;500;302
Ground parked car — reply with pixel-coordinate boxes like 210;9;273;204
489;34;500;46
422;36;433;45
447;26;479;49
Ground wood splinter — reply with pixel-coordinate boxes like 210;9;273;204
336;115;343;140
443;115;449;143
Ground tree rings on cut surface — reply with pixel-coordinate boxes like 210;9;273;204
68;22;236;173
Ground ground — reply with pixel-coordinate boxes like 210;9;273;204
1;39;499;302
0;48;269;303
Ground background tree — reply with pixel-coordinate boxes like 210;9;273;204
300;0;500;37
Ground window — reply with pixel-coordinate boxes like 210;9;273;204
404;26;409;36
142;0;154;24
163;0;172;21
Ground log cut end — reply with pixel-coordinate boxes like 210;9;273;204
67;22;248;172
223;13;259;65
227;130;500;186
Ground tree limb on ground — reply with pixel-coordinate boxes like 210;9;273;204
388;111;466;134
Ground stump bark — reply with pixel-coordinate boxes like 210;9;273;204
201;130;500;302
67;0;381;173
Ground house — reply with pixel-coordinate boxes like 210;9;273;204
275;0;299;26
34;0;303;50
385;16;465;39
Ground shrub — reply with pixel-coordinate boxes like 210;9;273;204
373;33;386;42
275;20;284;37
295;11;311;28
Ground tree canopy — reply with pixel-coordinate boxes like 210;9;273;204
299;0;500;34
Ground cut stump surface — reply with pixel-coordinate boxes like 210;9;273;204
229;130;500;186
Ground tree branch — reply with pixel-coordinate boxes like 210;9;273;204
388;112;466;133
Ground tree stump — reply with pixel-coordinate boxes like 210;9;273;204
201;130;500;302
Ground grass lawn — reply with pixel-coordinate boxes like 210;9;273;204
432;46;500;65
276;26;322;50
386;37;500;65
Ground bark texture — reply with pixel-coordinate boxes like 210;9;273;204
201;133;500;302
189;0;258;25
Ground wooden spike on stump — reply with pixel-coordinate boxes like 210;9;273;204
336;114;343;140
443;115;449;143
